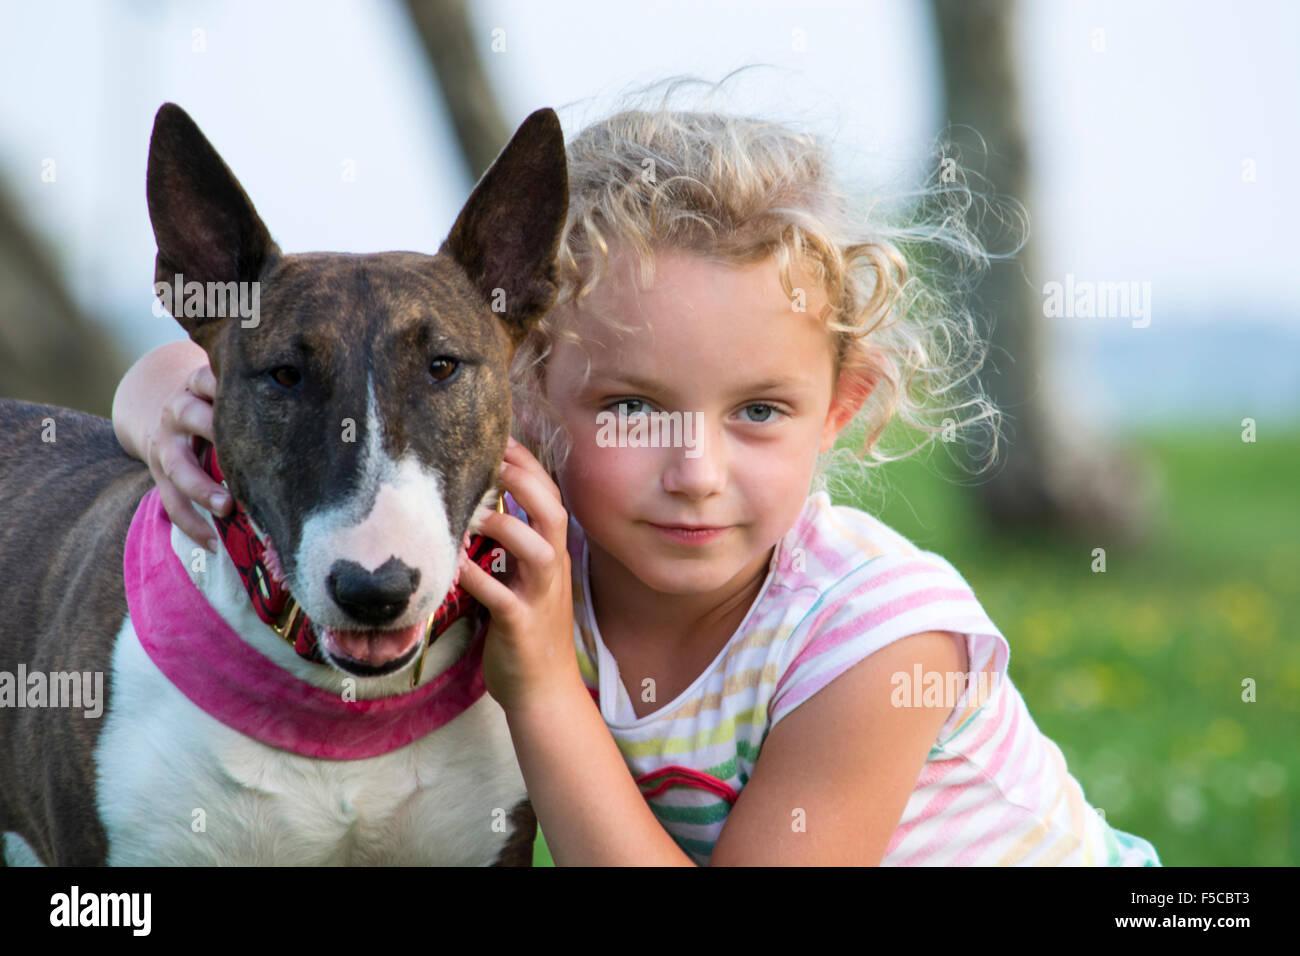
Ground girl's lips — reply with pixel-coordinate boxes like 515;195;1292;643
649;523;730;544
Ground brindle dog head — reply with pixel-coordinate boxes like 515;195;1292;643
145;103;567;678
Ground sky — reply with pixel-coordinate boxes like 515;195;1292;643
1;0;1296;426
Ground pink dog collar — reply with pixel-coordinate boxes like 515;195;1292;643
123;487;489;759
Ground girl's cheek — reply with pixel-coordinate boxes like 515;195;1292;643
585;444;639;481
558;421;611;478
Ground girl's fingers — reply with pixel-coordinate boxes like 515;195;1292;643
159;435;231;516
158;479;218;551
187;363;217;401
474;509;557;570
499;443;567;547
177;391;216;444
457;549;521;622
163;383;214;444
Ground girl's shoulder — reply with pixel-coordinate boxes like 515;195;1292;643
768;492;1009;736
779;491;967;588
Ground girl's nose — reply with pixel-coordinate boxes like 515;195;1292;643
661;422;726;498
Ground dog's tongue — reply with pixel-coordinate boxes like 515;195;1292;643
321;623;424;666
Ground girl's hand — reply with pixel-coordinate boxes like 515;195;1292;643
145;363;233;550
456;437;578;714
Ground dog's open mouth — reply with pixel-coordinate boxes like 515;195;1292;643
319;623;425;676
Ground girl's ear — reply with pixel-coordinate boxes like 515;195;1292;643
819;366;876;453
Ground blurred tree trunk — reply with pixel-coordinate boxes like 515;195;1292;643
402;0;511;180
930;0;1154;544
0;185;128;418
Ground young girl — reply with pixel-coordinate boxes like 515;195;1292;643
113;102;1161;867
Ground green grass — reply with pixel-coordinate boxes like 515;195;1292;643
532;429;1300;866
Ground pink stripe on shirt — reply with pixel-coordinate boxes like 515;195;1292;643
773;560;971;698
773;586;976;714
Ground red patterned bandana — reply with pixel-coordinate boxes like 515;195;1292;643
195;439;501;680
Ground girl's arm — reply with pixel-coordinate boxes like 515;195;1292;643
111;339;204;461
111;339;232;549
503;674;699;865
707;629;965;865
506;626;961;865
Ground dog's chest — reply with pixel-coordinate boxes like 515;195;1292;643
95;616;527;865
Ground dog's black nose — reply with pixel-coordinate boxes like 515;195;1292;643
327;558;421;625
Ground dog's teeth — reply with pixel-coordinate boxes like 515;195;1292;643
262;538;287;585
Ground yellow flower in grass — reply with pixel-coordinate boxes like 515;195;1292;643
1092;663;1117;707
1110;667;1150;707
1020;611;1057;658
1116;601;1172;656
1210;583;1278;645
1202;717;1245;758
1282;661;1300;697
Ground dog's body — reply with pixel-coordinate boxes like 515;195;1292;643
0;104;568;865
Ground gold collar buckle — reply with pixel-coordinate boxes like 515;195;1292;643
409;612;439;689
271;599;304;647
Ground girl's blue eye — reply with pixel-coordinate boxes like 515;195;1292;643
614;399;650;417
741;403;782;423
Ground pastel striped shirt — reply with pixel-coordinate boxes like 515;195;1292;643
506;490;1161;866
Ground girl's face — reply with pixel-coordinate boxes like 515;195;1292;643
543;249;862;597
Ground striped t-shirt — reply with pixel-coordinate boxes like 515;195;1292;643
505;490;1161;866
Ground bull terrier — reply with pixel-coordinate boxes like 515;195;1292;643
0;101;567;865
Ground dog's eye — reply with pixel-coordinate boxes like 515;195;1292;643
429;358;459;382
269;366;301;389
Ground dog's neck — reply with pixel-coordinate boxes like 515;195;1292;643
171;514;473;700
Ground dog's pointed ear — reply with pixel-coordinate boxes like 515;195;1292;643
440;108;568;343
146;103;280;348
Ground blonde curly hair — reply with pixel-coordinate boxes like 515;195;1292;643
510;76;1008;502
